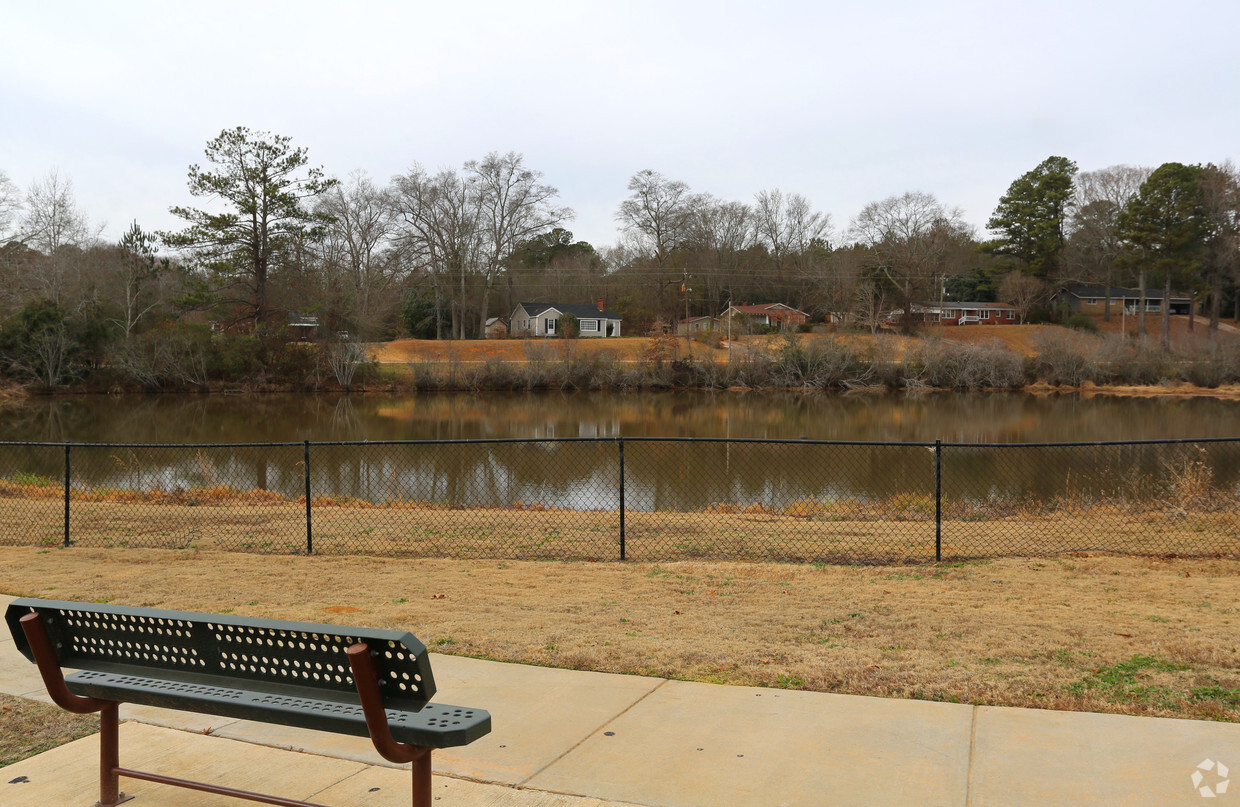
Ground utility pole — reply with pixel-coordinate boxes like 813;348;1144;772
682;269;692;357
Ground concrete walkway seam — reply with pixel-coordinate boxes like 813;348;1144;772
964;705;979;807
517;678;670;788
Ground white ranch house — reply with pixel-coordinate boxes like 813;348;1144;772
510;302;623;338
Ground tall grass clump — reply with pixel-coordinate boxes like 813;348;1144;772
907;339;1025;389
1030;330;1102;386
771;334;877;389
1175;344;1240;388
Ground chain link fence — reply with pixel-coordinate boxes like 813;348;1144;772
0;437;1236;563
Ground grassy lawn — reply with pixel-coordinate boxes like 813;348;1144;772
2;546;1239;722
0;693;96;766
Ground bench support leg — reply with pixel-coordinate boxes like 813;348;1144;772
413;749;431;807
95;701;132;806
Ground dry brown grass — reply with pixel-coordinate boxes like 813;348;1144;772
2;546;1238;722
2;496;1238;562
0;692;97;766
369;337;732;364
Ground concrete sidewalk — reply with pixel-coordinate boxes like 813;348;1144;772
3;596;1239;806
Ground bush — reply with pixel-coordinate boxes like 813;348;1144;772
1176;347;1240;388
1031;331;1100;386
911;339;1025;389
1062;313;1099;333
693;329;723;348
1093;337;1173;386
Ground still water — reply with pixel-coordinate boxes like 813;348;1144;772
2;392;1239;512
1;390;1239;444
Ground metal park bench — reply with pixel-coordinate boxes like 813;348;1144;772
5;597;491;807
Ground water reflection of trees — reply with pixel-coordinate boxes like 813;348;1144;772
3;437;1237;515
5;390;1240;446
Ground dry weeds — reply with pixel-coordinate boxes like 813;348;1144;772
0;693;96;765
2;546;1238;722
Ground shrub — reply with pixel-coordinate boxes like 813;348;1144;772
1062;313;1099;333
913;339;1025;389
1031;331;1100;386
693;329;723;348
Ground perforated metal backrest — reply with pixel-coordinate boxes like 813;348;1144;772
5;598;436;706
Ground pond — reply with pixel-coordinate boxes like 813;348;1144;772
4;389;1240;444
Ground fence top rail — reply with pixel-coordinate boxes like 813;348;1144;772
1;436;1239;450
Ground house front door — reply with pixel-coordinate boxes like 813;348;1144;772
546;317;556;336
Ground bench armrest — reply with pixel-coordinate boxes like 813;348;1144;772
347;642;430;764
19;613;110;714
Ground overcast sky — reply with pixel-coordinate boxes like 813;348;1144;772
3;0;1238;251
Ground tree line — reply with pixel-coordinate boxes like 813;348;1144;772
0;127;1237;389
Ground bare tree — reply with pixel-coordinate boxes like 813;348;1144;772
615;170;700;267
614;170;706;322
997;270;1047;323
754;189;831;271
326;336;369;390
848;191;970;330
21;169;101;253
683;198;754;312
316;171;403;337
0;169;21;242
391;165;483;339
19;170;103;306
1067;164;1151;321
469;152;572;336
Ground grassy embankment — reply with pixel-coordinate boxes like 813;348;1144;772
363;319;1240;394
2;547;1238;725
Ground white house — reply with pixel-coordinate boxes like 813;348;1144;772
510;302;623;338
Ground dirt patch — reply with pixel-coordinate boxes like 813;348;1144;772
3;547;1238;721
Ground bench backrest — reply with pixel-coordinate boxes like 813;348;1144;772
5;598;436;707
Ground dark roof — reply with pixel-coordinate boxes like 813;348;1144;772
1060;286;1191;301
518;302;622;320
728;303;806;315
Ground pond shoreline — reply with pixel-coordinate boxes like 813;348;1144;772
11;380;1240;400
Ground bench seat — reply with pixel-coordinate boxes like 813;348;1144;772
66;667;489;747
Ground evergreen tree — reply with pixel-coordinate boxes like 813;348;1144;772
163;127;336;325
1117;162;1208;350
986;156;1078;278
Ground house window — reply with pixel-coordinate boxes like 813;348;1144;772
1006;310;1015;320
1087;298;1097;305
581;319;599;332
981;310;990;319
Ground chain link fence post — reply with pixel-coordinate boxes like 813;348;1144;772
935;439;942;562
63;445;71;547
304;440;313;555
618;438;626;561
